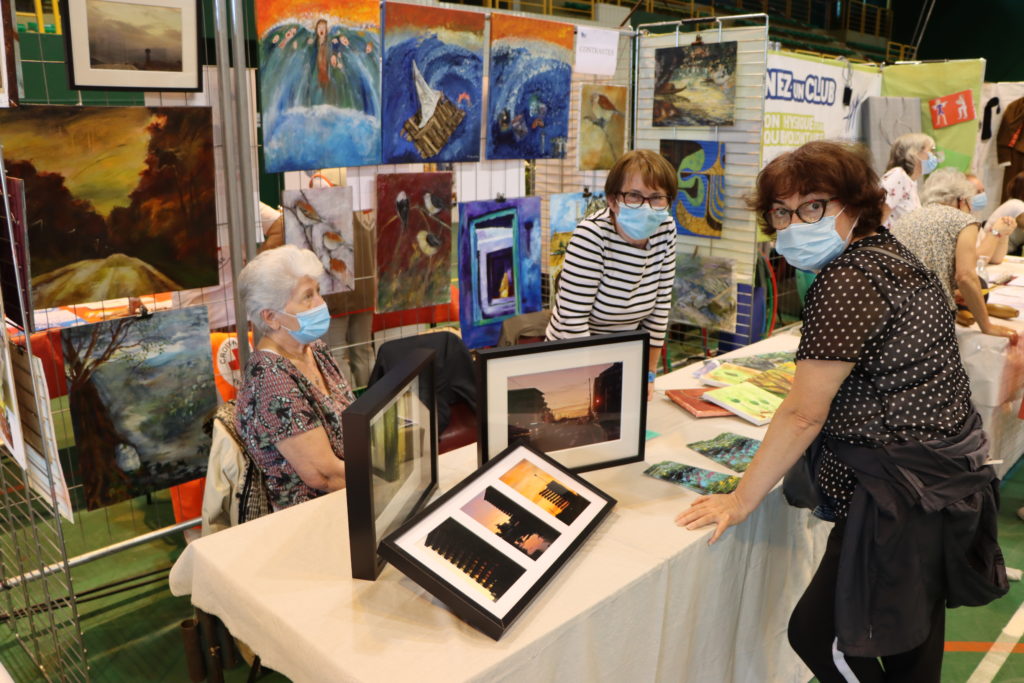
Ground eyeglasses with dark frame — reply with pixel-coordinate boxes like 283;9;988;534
765;196;840;229
618;191;671;211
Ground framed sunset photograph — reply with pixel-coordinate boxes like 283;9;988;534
61;0;202;91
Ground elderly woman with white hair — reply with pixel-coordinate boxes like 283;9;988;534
881;133;937;227
234;244;354;510
891;167;1016;340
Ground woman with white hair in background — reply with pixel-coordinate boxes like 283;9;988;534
891;167;1017;340
235;244;354;510
881;133;938;227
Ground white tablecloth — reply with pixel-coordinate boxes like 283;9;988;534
170;328;829;683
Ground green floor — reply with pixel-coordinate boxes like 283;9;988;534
1;469;1022;682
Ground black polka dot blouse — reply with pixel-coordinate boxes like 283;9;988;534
795;229;975;520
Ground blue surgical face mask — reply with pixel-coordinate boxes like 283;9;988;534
775;208;853;272
616;204;670;241
277;302;330;345
971;192;988;212
921;152;939;175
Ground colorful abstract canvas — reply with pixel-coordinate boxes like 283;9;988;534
458;197;542;349
0;176;31;330
660;140;726;238
282;186;355;295
747;361;796;399
382;3;484;163
671;252;737;332
486;15;573;160
0;106;218;309
653;41;737;127
579;84;627;170
643;461;740;495
703;383;782;426
687;432;761;473
61;306;217;510
548;191;607;291
376;172;452;313
256;0;381;171
699;362;760;387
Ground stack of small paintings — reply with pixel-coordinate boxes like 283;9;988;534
660;140;726;239
376;172;453;314
282;186;355;295
256;0;381;171
653;41;737;127
643;461;740;495
671;252;737;332
487;15;574;160
579;84;627;170
699;362;760;387
686;432;761;472
61;306;217;510
0;105;218;310
457;196;542;349
380;442;615;640
548;191;607;293
382;3;484;163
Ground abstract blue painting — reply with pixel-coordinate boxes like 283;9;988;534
458;197;542;349
382;3;484;164
486;15;573;160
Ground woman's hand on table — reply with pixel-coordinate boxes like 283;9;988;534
674;492;751;545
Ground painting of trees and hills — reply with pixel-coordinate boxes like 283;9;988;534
61;306;217;509
0;105;218;309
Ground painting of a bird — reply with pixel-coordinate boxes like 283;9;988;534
579;84;627;170
282;187;356;294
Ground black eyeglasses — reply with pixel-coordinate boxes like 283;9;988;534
619;191;671;211
765;197;839;229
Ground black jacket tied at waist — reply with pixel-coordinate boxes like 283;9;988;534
829;412;1008;658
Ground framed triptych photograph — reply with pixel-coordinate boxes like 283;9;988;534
61;0;202;91
379;441;615;640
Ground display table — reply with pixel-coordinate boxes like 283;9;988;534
170;328;828;683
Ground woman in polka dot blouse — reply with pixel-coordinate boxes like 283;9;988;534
676;141;1007;682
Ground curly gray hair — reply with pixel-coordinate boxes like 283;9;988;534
886;133;935;176
921;167;976;207
237;245;324;335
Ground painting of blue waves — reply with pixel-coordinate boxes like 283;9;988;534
256;2;381;172
486;15;574;161
382;4;484;163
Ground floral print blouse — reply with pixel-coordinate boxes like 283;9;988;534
236;340;355;510
881;166;920;228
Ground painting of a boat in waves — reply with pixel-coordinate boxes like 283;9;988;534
382;3;484;163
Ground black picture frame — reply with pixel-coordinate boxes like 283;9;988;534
344;347;438;581
60;0;203;92
476;331;649;473
379;440;615;640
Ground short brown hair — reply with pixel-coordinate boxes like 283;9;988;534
605;149;678;203
750;140;885;237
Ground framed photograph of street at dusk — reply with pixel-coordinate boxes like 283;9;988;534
379;441;615;640
476;331;648;473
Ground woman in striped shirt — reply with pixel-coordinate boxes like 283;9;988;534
545;149;677;399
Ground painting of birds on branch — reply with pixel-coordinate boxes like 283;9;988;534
282;186;356;295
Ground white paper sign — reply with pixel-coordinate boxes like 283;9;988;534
575;27;619;76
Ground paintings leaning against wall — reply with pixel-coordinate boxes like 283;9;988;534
660;139;726;239
255;0;381;172
653;41;737;127
61;306;218;510
376;172;453;313
282;186;355;295
548;191;607;292
382;2;484;164
0;105;218;309
0;176;32;331
457;196;542;349
578;84;627;171
61;0;202;91
486;14;574;160
670;251;737;333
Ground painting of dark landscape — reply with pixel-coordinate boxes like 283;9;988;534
0;105;218;309
62;306;217;509
462;486;560;560
86;0;184;72
507;361;623;454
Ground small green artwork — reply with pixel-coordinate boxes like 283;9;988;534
643;461;740;495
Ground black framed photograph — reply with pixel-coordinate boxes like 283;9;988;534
344;348;438;581
379;441;615;640
60;0;202;91
476;331;649;473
